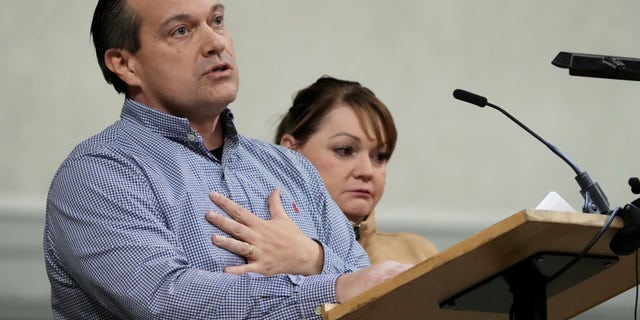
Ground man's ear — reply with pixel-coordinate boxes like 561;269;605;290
279;134;299;150
104;48;140;87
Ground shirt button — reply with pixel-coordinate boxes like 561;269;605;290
187;133;196;141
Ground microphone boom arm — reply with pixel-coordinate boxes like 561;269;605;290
452;88;611;215
486;102;581;174
486;102;610;214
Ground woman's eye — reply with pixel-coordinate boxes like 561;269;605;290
334;146;354;157
372;152;391;164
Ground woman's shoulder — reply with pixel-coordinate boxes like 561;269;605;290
363;231;439;264
375;230;437;248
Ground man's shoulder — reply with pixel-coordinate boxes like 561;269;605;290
67;120;131;156
57;119;159;173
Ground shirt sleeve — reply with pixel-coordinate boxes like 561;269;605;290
46;152;339;320
320;242;370;274
315;172;371;274
316;196;371;274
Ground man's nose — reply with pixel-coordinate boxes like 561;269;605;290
201;24;226;56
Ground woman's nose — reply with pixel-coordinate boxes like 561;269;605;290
353;156;374;180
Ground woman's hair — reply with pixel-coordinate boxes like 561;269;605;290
91;0;143;94
275;75;397;157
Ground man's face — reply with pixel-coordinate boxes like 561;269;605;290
125;0;239;119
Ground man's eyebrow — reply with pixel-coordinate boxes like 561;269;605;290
159;4;225;29
159;13;190;30
213;4;225;13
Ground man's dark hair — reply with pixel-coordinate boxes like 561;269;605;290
90;0;142;94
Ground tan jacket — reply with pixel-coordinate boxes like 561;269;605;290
353;211;439;265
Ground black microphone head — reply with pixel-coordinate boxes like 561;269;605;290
629;177;640;194
453;89;488;107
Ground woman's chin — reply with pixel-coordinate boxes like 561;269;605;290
341;204;373;223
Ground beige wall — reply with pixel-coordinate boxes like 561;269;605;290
1;1;639;318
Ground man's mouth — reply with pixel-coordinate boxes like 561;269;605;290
204;62;232;76
212;64;230;72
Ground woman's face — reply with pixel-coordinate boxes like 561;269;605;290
290;104;390;223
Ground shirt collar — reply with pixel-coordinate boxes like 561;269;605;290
121;98;239;147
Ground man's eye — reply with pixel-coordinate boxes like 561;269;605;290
172;27;188;36
213;16;224;26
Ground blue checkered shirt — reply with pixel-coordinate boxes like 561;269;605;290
43;98;370;319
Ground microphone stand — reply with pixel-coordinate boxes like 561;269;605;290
482;100;611;215
484;98;640;256
575;171;610;214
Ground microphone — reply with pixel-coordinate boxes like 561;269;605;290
452;89;611;215
552;51;640;81
629;177;640;195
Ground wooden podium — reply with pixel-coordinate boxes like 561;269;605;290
322;209;638;319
